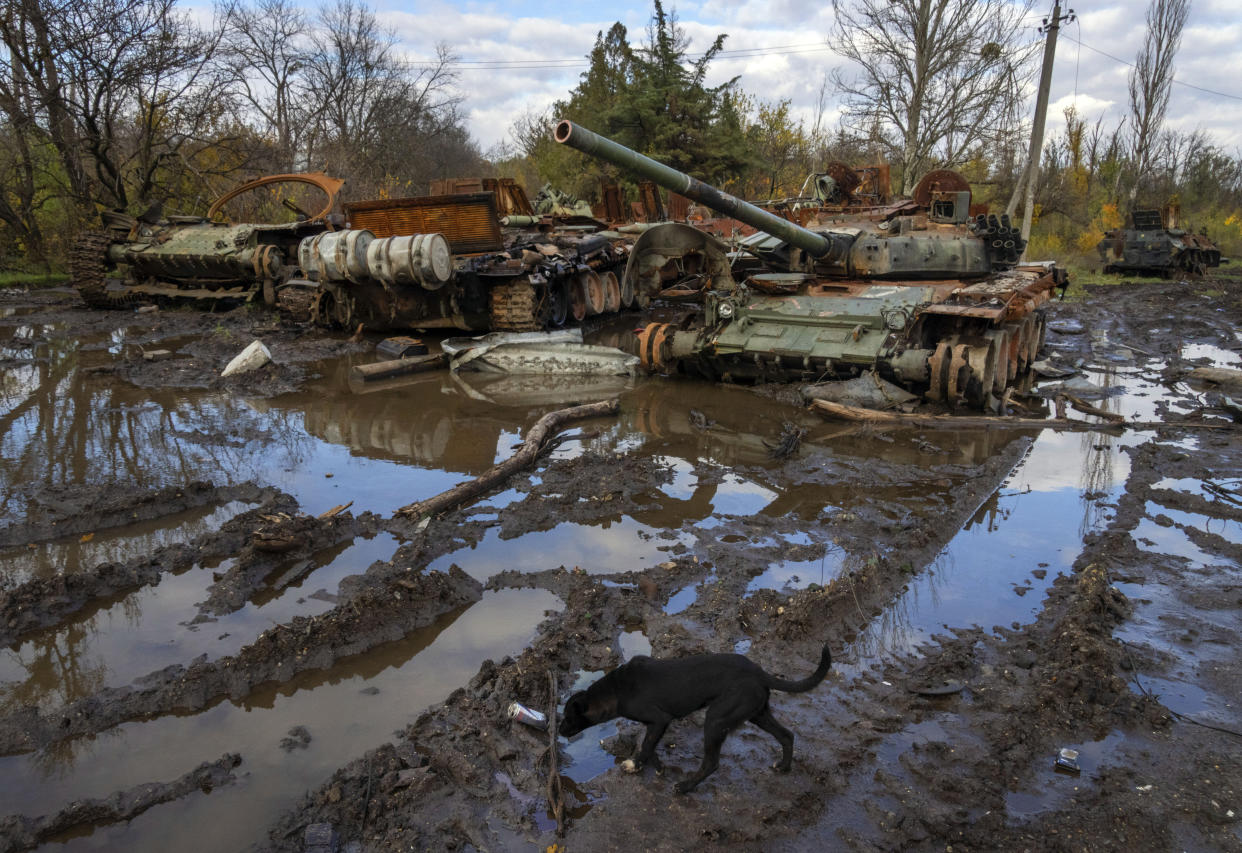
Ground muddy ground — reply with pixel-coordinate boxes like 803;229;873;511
0;277;1240;852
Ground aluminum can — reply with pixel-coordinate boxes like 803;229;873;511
507;701;548;730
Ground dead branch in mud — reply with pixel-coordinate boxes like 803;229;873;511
809;398;1235;432
0;754;241;852
1062;394;1126;423
546;670;566;838
395;399;622;520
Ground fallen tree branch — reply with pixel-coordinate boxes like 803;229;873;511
809;398;1234;432
1064;393;1125;423
349;352;448;383
394;399;621;519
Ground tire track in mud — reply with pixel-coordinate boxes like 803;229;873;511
190;510;380;620
256;440;1051;850
823;429;1242;852
0;481;267;549
0;556;482;754
0;753;242;852
0;484;293;646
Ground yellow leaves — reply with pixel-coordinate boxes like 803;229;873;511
80;532;94;543
1077;223;1106;254
1099;203;1122;231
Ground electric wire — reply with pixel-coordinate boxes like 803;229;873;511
1062;34;1242;101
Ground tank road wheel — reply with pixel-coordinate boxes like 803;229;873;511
619;271;635;309
983;328;1012;395
602;271;622;313
70;231;118;309
944;343;971;405
546;278;570;327
333;291;355;329
925;341;953;402
579;271;605;316
489;281;541;332
960;336;998;409
569;278;588;322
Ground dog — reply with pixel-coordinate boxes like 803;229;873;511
558;644;832;793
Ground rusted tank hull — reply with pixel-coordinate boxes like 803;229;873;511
302;191;637;332
69;173;344;309
640;265;1058;406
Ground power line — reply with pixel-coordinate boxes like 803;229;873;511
1062;34;1242;102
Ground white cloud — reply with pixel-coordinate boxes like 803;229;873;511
190;0;1242;154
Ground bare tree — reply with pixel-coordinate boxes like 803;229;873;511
830;0;1037;194
0;0;227;212
219;0;312;170
1127;0;1190;201
300;0;468;195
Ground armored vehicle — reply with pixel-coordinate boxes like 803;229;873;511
301;190;635;332
554;119;1067;409
1097;208;1224;276
69;173;344;309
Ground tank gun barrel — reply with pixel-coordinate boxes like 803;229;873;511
554;119;839;259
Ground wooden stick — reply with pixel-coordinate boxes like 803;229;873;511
394;399;620;519
546;670;566;838
809;398;1233;432
349;352;448;383
1065;393;1125;423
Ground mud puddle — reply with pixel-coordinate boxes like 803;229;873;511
3;282;1241;852
0;531;402;710
0;587;559;852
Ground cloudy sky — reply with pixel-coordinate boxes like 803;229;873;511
358;0;1241;158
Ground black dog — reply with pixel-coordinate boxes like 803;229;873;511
559;644;832;793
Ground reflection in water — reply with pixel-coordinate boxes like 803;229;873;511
0;589;560;853
0;500;252;582
0;533;405;713
0;314;1168;848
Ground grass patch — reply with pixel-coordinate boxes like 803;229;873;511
0;271;71;289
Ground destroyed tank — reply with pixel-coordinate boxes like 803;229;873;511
300;189;635;332
69;173;344;309
554;119;1067;408
1097;208;1224;277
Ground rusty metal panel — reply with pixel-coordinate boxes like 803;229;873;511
429;178;485;196
638;181;665;222
600;181;625;222
482;178;534;216
667;192;690;221
345;193;503;253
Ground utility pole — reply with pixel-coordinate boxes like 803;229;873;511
1019;2;1075;255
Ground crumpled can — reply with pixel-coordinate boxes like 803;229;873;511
508;701;548;730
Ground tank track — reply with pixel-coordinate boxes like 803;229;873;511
69;231;122;309
489;281;541;332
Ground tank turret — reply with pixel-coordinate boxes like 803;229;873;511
555;119;1019;282
553;119;1067;410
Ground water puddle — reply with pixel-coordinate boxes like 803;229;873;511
0;500;255;582
0;533;404;711
426;517;694;581
1005;731;1128;818
0;587;559;852
2;306;1236;847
